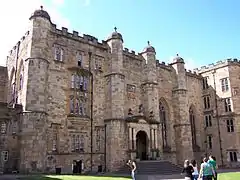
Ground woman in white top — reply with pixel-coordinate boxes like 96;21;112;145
191;160;199;180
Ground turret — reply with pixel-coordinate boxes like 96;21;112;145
19;6;51;172
171;54;186;90
104;28;127;171
141;41;157;82
140;42;159;122
24;6;51;111
171;54;193;164
106;27;123;73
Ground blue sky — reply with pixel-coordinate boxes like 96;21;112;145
1;0;240;69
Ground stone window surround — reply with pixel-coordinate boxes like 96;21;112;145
69;95;87;116
202;76;209;90
220;77;229;92
205;114;212;127
94;55;104;71
224;98;232;112
77;51;83;67
95;128;101;152
226;119;234;133
1;151;8;161
54;45;64;62
159;102;168;148
227;150;238;162
203;95;211;109
206;135;212;149
0;121;7;134
71;134;84;152
126;84;136;93
189;106;197;147
18;62;24;91
71;74;88;91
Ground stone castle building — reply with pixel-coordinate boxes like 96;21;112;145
0;6;240;173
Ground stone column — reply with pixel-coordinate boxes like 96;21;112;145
128;127;132;149
154;129;157;149
133;128;136;150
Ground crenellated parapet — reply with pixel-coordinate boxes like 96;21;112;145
51;24;108;49
156;60;174;71
185;69;202;79
193;58;240;73
123;47;143;59
7;31;30;57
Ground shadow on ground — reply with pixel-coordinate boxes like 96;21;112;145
15;174;131;180
17;175;61;180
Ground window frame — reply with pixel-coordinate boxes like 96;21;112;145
220;78;229;92
226;119;234;132
54;46;64;61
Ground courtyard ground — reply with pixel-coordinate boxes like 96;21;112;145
0;172;239;180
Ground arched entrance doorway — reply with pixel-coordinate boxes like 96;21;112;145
136;130;148;160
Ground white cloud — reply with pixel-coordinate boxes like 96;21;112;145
0;0;70;66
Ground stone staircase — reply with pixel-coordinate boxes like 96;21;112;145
115;160;182;175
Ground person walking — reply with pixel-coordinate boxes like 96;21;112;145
191;160;199;180
127;160;137;180
198;157;216;180
181;160;194;180
208;155;217;180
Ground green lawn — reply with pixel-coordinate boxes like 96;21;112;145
18;175;130;180
17;172;240;180
219;172;240;180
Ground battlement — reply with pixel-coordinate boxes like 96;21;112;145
185;69;202;79
193;58;240;73
123;47;143;59
156;60;173;71
51;24;108;49
9;31;30;56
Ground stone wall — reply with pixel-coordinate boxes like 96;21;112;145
199;61;240;167
0;102;22;173
0;66;7;103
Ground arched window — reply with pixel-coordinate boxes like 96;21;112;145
9;68;15;103
19;61;24;90
159;101;168;148
70;96;74;114
189;106;197;147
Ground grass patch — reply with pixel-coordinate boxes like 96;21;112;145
219;172;240;180
17;175;131;180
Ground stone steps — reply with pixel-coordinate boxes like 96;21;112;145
115;160;182;175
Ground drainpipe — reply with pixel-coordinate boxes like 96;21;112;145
104;124;107;172
88;51;93;171
212;70;224;166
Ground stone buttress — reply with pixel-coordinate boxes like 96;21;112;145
171;55;193;164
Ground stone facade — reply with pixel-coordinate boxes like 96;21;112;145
0;6;240;174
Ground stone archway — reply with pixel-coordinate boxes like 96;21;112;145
136;130;148;160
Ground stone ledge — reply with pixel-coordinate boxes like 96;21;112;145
104;72;125;78
104;118;125;123
173;123;191;128
125;115;160;124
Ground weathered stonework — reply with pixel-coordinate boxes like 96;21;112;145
0;6;240;174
